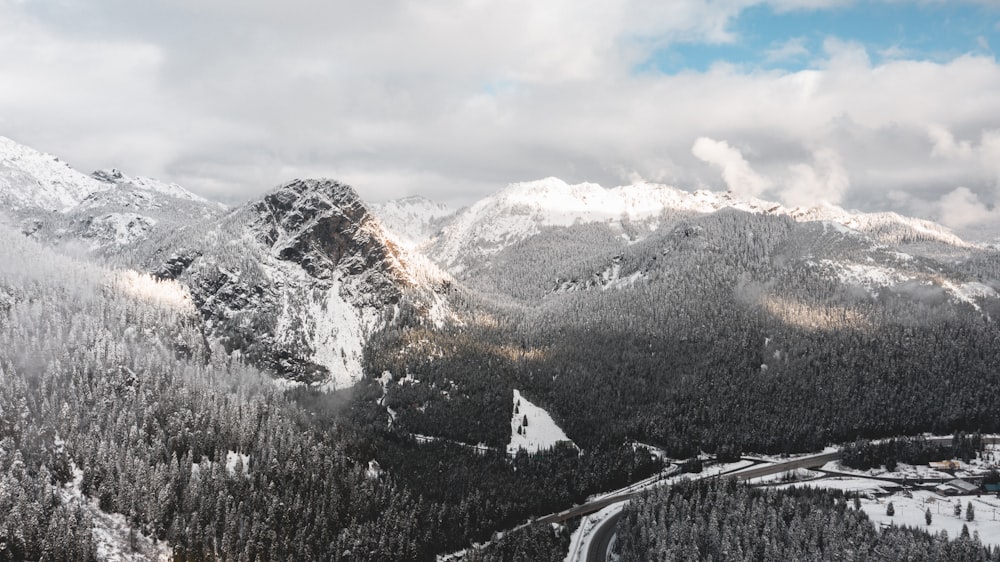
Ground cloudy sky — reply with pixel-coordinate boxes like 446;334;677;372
2;0;999;233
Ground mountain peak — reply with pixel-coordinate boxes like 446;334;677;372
252;178;406;281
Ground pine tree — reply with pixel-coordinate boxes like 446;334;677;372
925;508;932;525
966;502;975;522
886;502;894;516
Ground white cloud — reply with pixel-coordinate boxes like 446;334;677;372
929;125;976;160
783;148;850;206
936;186;997;230
929;126;1000;192
692;137;772;198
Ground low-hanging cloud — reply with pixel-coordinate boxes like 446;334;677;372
936;187;997;230
783;148;850;207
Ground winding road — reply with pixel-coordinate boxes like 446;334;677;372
586;512;624;562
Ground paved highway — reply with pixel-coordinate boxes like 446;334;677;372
730;451;840;481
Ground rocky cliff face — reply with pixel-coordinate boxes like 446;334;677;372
147;178;443;387
250;179;411;299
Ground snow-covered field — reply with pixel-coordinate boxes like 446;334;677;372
769;475;1000;548
864;490;1000;547
507;389;577;455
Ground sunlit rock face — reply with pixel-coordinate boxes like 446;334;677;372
141;178;446;387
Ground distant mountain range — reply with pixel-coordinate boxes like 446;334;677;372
2;135;997;392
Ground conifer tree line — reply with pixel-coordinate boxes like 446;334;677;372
840;434;985;471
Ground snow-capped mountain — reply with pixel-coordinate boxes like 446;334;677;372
428;177;974;276
0;137;455;388
0;136;111;211
421;177;998;318
370;195;453;248
142;178;451;387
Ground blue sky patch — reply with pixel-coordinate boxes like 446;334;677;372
640;1;1000;74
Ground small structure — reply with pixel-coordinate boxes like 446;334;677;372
930;460;960;471
935;479;979;496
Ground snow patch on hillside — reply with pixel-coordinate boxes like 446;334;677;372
226;451;250;477
818;259;911;294
599;261;645;291
60;466;171;562
507;389;576;455
943;281;997;311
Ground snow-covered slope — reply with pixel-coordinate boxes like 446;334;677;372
787;204;969;248
371;195;453;248
91;168;221;208
429;178;688;270
0;138;224;251
0;136;110;211
29;180;224;251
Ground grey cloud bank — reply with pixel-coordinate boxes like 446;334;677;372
1;0;999;236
